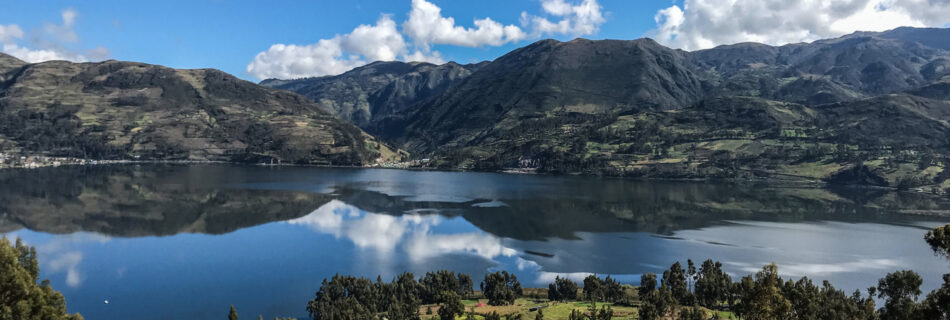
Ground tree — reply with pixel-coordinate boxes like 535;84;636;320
695;260;731;309
678;307;705;320
662;262;690;304
603;276;624;303
926;224;950;258
686;259;697;293
382;272;422;320
639;284;675;320
583;275;606;301
919;274;950;320
584;301;613;320
567;309;583;320
737;263;791;320
639;273;658;298
780;277;819;320
422;270;462;304
306;272;422;320
437;291;464;320
481;271;522;306
458;274;474;299
229;305;239;320
0;237;84;320
877;270;923;320
548;276;578;301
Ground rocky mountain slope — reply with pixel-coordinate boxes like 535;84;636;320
0;54;398;165
261;61;477;134
266;27;950;189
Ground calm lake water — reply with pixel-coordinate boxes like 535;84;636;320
2;164;949;319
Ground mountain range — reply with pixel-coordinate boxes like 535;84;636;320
3;27;950;188
263;27;950;189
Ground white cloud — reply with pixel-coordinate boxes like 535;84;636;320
0;24;24;44
521;0;606;37
45;8;79;43
405;50;445;64
0;8;109;63
247;0;608;80
61;8;78;27
342;16;407;62
650;0;950;50
2;43;108;63
246;15;443;80
246;42;362;80
403;0;526;49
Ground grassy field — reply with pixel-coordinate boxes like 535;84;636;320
419;297;735;320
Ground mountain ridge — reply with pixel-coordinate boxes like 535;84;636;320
0;57;403;166
265;27;950;190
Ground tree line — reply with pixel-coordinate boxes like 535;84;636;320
305;270;520;320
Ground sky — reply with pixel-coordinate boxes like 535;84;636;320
1;0;949;81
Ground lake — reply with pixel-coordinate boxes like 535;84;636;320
2;164;949;319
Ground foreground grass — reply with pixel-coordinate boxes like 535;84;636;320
419;287;739;320
422;298;635;319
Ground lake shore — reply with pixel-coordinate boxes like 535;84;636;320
2;154;947;201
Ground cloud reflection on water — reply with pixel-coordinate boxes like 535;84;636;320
20;233;112;288
728;258;902;277
286;200;519;263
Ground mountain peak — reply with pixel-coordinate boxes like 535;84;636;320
0;53;27;75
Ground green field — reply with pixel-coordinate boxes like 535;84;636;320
419;297;736;320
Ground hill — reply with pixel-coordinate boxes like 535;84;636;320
0;54;398;165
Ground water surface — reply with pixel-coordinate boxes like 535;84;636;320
2;165;948;319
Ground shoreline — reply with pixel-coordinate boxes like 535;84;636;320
0;155;940;195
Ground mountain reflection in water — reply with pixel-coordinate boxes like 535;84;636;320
1;164;949;320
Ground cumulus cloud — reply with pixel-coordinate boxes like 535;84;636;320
246;15;443;80
650;0;950;50
0;8;109;63
247;0;606;80
521;0;606;37
403;0;526;49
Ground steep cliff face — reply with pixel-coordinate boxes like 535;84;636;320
261;61;475;130
0;58;387;165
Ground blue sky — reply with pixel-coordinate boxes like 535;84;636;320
0;0;670;80
1;0;948;81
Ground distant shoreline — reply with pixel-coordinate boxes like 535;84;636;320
0;155;916;189
3;156;943;195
